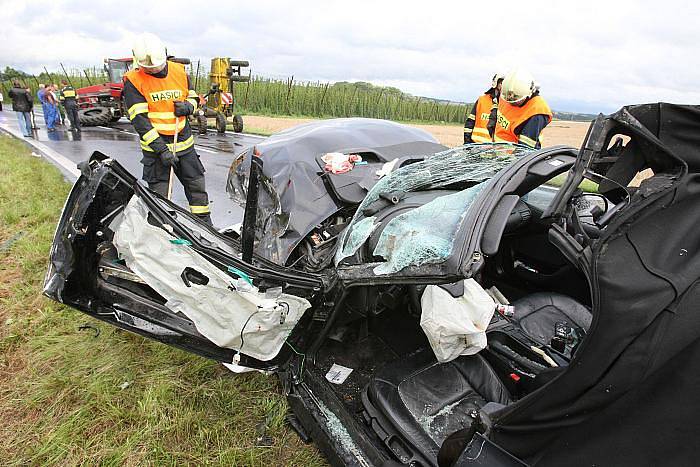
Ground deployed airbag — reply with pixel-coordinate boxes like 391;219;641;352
420;279;495;363
111;196;311;361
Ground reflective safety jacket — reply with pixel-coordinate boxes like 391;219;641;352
60;85;77;105
466;93;498;143
495;95;552;148
123;61;199;154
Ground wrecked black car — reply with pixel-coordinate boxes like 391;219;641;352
44;106;700;466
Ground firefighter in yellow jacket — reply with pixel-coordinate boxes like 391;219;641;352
123;33;212;225
494;69;552;149
464;73;503;144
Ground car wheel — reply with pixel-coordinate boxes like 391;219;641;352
216;112;227;134
232;114;244;133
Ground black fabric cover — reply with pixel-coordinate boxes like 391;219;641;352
510;292;592;346
365;348;511;465
488;104;700;465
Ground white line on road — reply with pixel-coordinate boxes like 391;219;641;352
0;123;81;179
97;126;113;130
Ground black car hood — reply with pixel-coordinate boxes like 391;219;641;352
226;118;446;265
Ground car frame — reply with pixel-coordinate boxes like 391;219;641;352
44;104;700;466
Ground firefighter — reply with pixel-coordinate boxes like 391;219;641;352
123;33;212;225
59;80;81;131
494;69;552;149
464;73;503;144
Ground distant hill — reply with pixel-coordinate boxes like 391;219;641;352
552;111;596;122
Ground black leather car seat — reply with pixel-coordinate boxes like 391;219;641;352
362;348;512;466
509;292;592;346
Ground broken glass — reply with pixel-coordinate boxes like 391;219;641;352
336;216;378;261
336;144;529;269
372;183;485;274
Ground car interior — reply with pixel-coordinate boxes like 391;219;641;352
305;164;600;466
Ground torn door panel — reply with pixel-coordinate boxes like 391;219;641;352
111;196;311;361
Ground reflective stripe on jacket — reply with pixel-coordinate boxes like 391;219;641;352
494;95;552;147
471;93;497;143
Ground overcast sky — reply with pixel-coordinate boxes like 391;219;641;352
1;0;698;113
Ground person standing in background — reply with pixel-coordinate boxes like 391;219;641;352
8;80;33;137
494;69;552;149
464;73;504;144
0;89;4;111
52;83;66;125
38;84;60;132
60;80;81;132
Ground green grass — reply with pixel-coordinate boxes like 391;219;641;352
546;173;599;193
0;134;326;466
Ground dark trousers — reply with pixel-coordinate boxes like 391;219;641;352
65;104;80;130
142;149;212;225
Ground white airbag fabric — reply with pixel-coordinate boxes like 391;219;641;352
420;279;495;363
111;196;311;361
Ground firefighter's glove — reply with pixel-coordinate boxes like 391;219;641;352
174;101;194;117
159;150;179;169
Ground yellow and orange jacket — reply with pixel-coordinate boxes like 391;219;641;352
464;92;498;143
494;95;552;149
123;61;199;154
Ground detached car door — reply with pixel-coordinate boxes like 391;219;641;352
44;152;324;370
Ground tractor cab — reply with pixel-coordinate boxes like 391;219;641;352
104;58;133;84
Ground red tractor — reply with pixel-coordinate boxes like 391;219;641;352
76;58;132;126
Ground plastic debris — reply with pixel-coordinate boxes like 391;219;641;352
496;304;515;317
325;363;354;384
322;152;363;174
169;238;192;246
227;266;253;285
375;158;399;178
119;381;131;390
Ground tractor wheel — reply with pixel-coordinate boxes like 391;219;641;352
197;113;208;135
232;114;244;133
229;60;249;67
215;113;227;134
78;107;113;126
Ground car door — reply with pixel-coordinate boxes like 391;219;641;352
44;152;324;370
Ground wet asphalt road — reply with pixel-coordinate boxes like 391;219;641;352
0;108;264;227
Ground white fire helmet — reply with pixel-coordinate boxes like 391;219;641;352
501;69;537;104
132;33;167;70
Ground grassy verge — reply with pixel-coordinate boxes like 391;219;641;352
0;133;325;466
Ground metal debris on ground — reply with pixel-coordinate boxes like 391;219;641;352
77;323;101;337
0;231;24;253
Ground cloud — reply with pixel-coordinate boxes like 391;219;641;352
1;0;698;113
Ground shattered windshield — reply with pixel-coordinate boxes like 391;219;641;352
335;144;532;274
